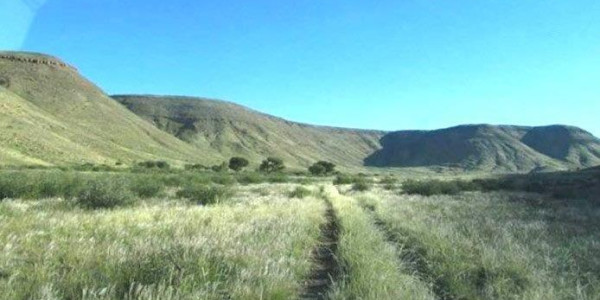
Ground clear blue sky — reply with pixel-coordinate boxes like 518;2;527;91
2;0;600;136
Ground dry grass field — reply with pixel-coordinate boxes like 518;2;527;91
0;168;599;299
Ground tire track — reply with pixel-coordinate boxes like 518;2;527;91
361;203;455;300
300;196;341;300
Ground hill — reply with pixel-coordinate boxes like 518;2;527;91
0;51;220;166
113;95;384;168
364;125;600;171
2;51;599;172
114;96;600;172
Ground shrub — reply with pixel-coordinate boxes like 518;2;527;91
309;161;336;176
308;164;327;176
137;161;170;170
185;164;208;171
0;172;26;199
210;175;236;185
266;173;290;183
176;185;234;205
380;176;398;185
352;180;372;192
229;157;249;172
259;157;285;173
383;183;396;191
0;171;85;200
288;186;312;199
129;176;164;198
401;179;480;196
237;173;263;185
333;174;355;185
76;179;136;209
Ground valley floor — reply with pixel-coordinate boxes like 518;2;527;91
0;170;599;299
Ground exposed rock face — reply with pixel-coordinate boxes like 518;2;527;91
0;54;77;71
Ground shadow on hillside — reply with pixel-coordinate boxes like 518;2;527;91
363;129;475;168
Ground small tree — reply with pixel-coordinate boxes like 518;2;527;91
309;164;326;176
229;157;249;172
309;161;336;176
259;157;285;173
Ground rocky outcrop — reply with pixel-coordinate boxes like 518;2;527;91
0;54;77;71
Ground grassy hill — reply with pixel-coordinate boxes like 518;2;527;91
113;95;385;169
0;51;221;166
114;95;600;172
365;125;600;171
2;51;599;172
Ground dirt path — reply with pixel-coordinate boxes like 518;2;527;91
300;196;341;300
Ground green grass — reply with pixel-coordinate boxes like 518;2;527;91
0;183;325;299
360;189;600;299
324;186;434;299
176;185;235;205
75;178;136;209
1;169;599;299
287;186;312;199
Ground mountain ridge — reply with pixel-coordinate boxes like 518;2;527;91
1;51;599;172
114;95;600;172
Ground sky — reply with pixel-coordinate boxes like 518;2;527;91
1;0;600;136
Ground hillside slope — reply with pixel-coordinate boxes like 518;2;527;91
2;51;598;171
0;51;220;166
364;125;600;171
113;95;385;168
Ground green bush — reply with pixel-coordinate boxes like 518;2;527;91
333;174;355;185
288;186;312;199
176;185;234;205
76;179;136;209
383;183;396;191
352;180;372;192
137;160;170;170
0;171;85;200
129;176;164;198
308;161;336;176
402;179;480;196
266;173;290;183
237;173;263;185
259;157;285;173
210;174;237;185
184;164;208;171
229;157;249;172
380;176;398;185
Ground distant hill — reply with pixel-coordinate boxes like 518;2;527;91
113;95;384;168
0;51;220;166
364;125;600;171
114;96;600;172
2;51;599;172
